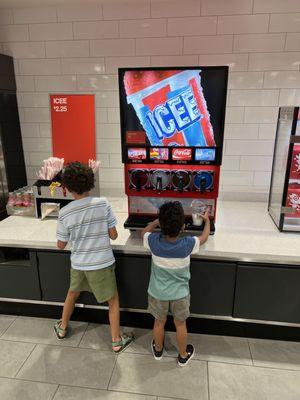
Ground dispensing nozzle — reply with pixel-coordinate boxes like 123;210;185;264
200;176;206;193
178;175;184;192
156;176;162;192
136;173;141;191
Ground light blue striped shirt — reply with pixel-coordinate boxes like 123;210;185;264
56;197;117;271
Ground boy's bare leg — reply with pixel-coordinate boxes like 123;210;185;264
61;290;80;330
153;318;166;350
107;292;121;348
174;319;188;358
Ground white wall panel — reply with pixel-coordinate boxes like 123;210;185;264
151;0;200;17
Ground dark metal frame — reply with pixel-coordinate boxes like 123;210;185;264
268;106;299;232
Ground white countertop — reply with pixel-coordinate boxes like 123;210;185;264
0;198;299;265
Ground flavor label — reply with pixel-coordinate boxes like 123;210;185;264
195;148;216;162
128;148;146;160
172;148;192;161
150;148;169;160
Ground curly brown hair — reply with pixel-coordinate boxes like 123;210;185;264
62;161;95;195
159;201;185;237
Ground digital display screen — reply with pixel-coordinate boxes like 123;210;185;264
150;147;169;160
127;148;146;160
195;148;216;161
172;148;192;161
119;67;228;165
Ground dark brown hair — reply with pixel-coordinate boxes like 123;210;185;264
159;201;185;237
62;161;95;195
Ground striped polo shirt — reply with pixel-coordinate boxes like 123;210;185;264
56;196;117;271
143;232;200;301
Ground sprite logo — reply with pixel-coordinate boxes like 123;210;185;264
145;87;201;141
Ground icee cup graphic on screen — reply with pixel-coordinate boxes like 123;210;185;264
123;70;215;147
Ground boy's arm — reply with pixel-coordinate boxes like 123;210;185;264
141;218;160;239
109;226;118;240
56;215;69;250
198;210;210;245
106;201;118;240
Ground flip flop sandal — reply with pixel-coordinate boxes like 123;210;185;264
54;320;68;340
112;332;134;354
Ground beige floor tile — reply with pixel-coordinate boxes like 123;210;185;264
17;344;116;390
0;377;57;400
0;315;16;336
54;385;155;400
2;316;87;347
0;339;35;378
249;338;300;370
209;362;300;400
109;352;208;399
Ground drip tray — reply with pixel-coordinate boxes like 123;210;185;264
124;215;215;234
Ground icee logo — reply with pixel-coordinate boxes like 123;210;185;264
145;87;201;142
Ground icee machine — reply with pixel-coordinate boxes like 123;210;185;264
118;67;228;233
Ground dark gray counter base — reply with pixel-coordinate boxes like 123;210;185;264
1;247;300;339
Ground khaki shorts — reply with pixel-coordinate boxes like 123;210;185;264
69;263;117;304
148;294;190;321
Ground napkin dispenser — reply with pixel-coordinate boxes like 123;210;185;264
40;202;60;220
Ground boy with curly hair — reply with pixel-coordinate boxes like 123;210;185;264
54;161;133;353
141;201;210;366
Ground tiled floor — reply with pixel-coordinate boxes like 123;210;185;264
1;315;300;400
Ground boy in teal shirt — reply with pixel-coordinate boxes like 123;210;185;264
141;201;210;366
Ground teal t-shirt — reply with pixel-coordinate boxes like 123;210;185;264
143;232;200;301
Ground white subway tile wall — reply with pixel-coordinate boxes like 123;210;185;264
120;19;167;38
0;0;299;197
57;4;103;22
13;6;57;24
29;23;73;41
285;33;300;51
73;21;119;40
0;8;13;25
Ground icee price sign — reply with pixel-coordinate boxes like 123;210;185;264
124;70;216;148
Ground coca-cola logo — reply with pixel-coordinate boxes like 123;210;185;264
172;148;192;160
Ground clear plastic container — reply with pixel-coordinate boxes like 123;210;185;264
191;199;207;226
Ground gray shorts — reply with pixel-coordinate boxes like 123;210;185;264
148;294;190;321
